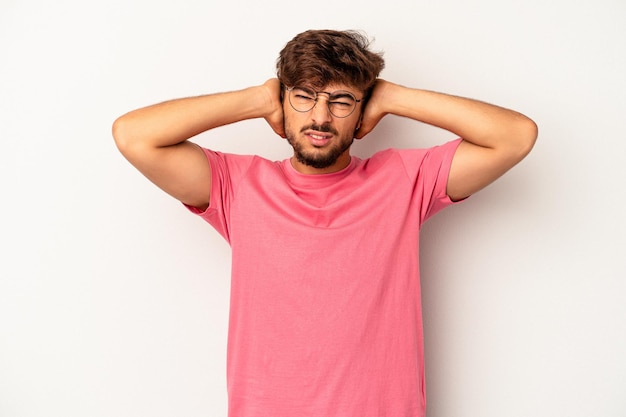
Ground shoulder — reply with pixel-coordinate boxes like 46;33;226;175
378;139;462;169
356;140;462;186
198;147;279;176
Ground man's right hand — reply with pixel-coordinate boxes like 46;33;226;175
262;78;286;138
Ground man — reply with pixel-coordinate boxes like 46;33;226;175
113;29;537;417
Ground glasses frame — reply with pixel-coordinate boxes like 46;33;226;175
285;86;362;118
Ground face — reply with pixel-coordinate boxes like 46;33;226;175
283;83;363;174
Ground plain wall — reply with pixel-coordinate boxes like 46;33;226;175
1;1;625;416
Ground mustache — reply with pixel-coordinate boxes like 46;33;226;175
300;123;338;136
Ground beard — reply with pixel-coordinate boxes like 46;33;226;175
285;122;354;169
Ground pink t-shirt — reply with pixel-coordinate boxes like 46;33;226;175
188;139;462;417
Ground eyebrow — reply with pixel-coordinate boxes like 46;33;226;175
329;91;356;100
295;85;361;101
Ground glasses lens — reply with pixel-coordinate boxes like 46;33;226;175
289;87;357;118
289;87;317;112
328;91;357;118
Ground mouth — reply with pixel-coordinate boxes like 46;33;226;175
305;130;332;146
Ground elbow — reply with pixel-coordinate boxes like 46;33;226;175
111;115;133;155
512;115;538;161
523;117;539;154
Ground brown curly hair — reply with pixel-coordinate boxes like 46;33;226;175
276;29;385;98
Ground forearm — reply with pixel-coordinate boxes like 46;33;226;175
112;85;270;150
380;81;537;151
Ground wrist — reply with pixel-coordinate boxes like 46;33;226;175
258;79;283;118
363;79;399;118
376;81;408;115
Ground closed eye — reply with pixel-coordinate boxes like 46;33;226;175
295;94;315;101
330;100;353;107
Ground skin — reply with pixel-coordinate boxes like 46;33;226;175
283;83;364;174
112;78;537;211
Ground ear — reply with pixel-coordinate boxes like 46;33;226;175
354;113;363;134
353;124;363;139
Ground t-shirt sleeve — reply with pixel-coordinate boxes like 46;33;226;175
184;147;254;243
399;138;465;224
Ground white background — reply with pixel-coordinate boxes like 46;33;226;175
1;1;625;416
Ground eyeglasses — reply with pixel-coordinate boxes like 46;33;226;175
286;86;362;118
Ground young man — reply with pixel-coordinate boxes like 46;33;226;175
113;30;537;417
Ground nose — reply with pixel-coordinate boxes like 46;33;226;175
310;94;333;124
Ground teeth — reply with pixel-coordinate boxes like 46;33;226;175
311;134;327;139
